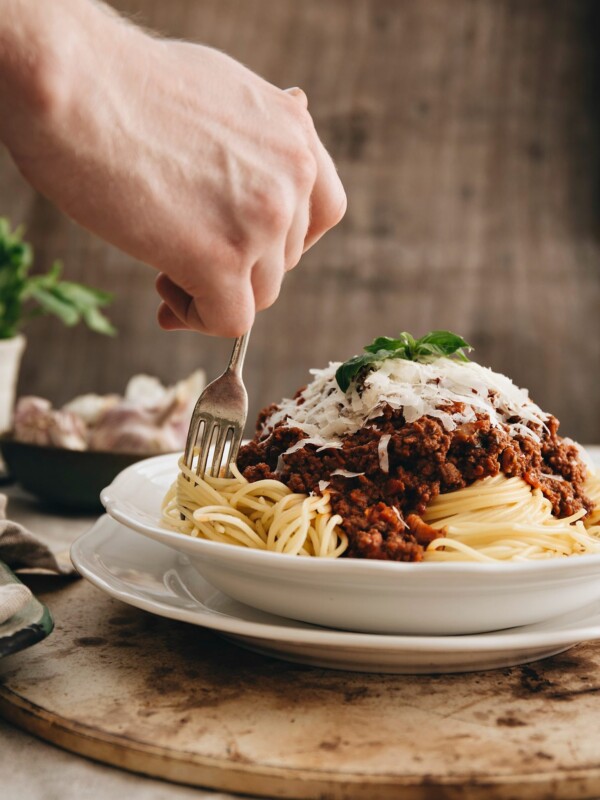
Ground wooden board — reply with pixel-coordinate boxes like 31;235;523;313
1;0;598;443
2;579;600;799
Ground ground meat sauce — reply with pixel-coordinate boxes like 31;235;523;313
237;403;592;562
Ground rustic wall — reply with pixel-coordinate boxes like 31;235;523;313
1;0;598;440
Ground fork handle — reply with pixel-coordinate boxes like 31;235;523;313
227;331;250;375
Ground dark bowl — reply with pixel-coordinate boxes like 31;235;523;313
0;436;160;512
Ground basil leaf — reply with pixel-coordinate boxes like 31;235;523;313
335;351;389;392
364;333;412;355
412;342;445;358
417;330;471;355
335;330;472;392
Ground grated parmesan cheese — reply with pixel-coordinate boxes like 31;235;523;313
378;433;391;473
330;469;365;478
264;357;549;459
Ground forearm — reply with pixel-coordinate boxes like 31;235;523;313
0;0;121;155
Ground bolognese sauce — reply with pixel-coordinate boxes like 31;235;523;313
238;357;592;562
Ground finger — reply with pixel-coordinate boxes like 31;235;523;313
304;136;347;251
285;86;308;108
156;274;195;326
157;301;189;331
156;273;255;337
251;249;285;312
156;274;205;331
284;200;310;272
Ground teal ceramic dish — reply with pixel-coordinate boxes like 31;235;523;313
0;560;53;658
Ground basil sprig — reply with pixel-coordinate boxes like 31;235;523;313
335;331;472;392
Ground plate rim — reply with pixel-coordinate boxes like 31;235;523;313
71;515;600;655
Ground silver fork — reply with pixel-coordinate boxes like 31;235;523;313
183;332;250;479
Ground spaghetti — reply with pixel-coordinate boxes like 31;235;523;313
161;458;348;558
161;459;600;563
421;472;600;562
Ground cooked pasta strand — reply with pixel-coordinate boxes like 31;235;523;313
422;472;600;561
162;459;600;563
161;458;348;558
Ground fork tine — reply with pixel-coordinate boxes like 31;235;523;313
225;424;244;476
195;419;216;477
210;425;232;477
183;413;202;468
181;415;207;519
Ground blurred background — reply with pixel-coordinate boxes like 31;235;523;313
1;0;598;441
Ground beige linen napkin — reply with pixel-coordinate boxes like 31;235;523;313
0;494;75;624
0;495;73;574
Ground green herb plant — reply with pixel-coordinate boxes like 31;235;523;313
0;218;116;340
335;331;472;392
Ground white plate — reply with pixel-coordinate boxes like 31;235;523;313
100;448;600;636
71;515;600;674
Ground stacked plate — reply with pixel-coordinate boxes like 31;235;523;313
71;449;600;674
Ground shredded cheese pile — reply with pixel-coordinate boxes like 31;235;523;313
264;358;549;458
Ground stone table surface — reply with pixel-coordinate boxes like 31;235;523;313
0;484;250;800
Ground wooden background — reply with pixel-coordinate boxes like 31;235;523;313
1;0;599;441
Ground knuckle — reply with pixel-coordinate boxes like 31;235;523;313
331;187;348;225
284;235;304;272
291;147;317;192
284;248;302;272
293;106;316;140
322;182;348;228
253;188;293;236
221;238;253;279
285;91;309;119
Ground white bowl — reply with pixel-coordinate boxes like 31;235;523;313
101;452;600;636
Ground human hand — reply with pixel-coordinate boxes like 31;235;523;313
0;0;346;337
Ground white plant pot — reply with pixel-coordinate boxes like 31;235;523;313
0;335;26;433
